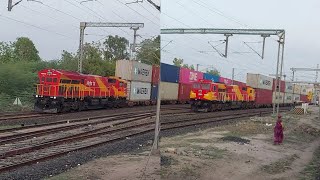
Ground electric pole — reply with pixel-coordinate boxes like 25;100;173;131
196;64;199;71
232;68;235;85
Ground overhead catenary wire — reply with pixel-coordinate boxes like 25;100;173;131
0;14;74;39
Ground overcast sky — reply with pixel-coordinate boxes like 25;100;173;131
161;0;320;82
0;0;160;60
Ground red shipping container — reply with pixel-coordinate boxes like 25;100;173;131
255;89;273;105
233;80;246;87
178;83;192;102
219;77;232;85
152;65;160;84
300;95;308;103
272;79;285;92
179;68;203;84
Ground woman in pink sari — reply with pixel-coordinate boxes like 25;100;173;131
274;115;284;145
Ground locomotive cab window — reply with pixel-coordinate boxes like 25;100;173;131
108;79;117;83
46;78;52;82
41;77;45;83
242;87;246;91
53;78;57;83
71;80;80;84
201;83;210;90
193;83;200;89
60;79;71;84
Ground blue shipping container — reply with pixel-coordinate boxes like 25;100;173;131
203;73;220;82
151;84;158;100
160;63;179;83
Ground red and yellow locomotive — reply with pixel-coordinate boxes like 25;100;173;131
35;69;127;113
190;79;255;112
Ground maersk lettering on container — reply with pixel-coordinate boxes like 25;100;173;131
179;68;203;84
246;73;273;90
115;60;152;82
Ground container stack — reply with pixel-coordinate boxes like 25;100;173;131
178;67;203;103
115;60;152;105
284;82;293;104
246;73;273;107
160;63;180;103
203;73;219;83
293;84;302;103
219;77;232;85
300;85;308;103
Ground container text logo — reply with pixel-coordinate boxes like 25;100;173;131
134;68;150;76
260;79;271;86
135;87;148;94
189;72;198;81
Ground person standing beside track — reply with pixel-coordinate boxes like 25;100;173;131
274;115;284;145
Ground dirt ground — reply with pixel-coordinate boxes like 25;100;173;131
161;106;320;180
48;149;161;180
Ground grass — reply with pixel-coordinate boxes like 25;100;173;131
261;154;299;174
300;146;320;180
0;125;21;130
286;124;320;143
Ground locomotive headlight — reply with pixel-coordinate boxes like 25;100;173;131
53;96;56;99
35;95;38;97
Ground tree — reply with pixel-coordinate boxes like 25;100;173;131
136;35;160;65
173;58;183;67
0;41;15;63
58;50;78;71
207;69;221;76
13;37;41;62
103;35;129;60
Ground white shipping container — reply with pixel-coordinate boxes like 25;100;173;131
300;85;308;95
293;94;301;102
272;92;284;104
160;82;179;101
127;81;151;101
293;84;301;94
115;60;152;82
284;93;293;104
285;82;293;93
246;73;273;90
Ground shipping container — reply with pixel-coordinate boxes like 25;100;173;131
178;83;192;102
285;82;293;93
127;81;151;101
160;82;179;100
284;93;293;104
233;80;246;87
293;84;301;94
219;77;232;85
151;84;158;101
300;85;308;95
115;60;152;82
272;79;285;92
160;63;180;83
300;94;308;103
152;65;160;84
179;68;203;84
203;73;220;83
293;94;301;102
272;92;284;104
254;89;273;105
246;73;273;90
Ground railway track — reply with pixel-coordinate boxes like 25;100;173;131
0;107;289;173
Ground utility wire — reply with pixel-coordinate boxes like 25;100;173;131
0;14;73;39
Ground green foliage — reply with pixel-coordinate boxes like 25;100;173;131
137;35;160;65
13;37;41;62
0;41;15;63
206;69;221;76
103;35;129;60
173;58;183;67
172;57;195;70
